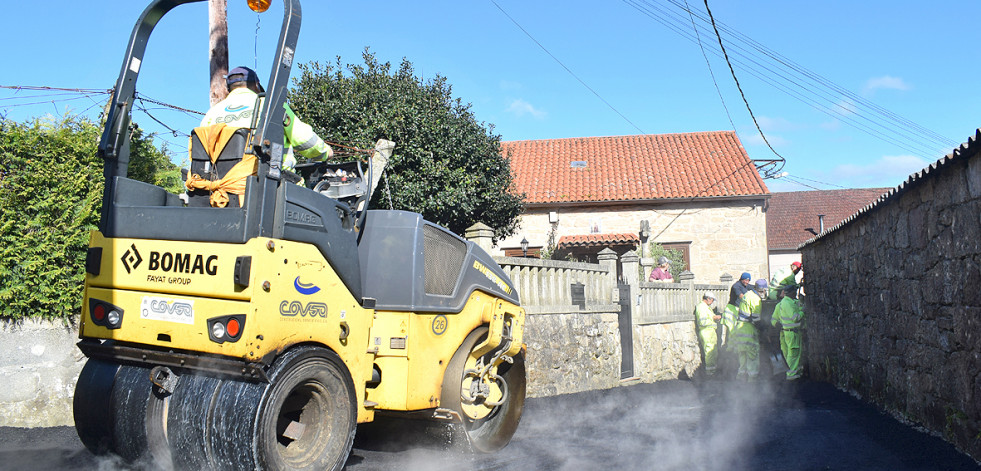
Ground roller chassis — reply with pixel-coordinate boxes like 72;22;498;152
73;0;526;469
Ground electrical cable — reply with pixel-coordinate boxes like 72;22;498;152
682;0;736;133
488;0;646;135
703;0;782;176
624;0;957;157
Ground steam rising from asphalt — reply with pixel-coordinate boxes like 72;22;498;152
347;377;800;471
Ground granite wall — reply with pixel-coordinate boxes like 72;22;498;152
801;131;981;460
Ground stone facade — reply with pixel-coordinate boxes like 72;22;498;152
497;199;769;284
523;309;622;398
631;322;700;382
0;319;85;427
801;135;981;460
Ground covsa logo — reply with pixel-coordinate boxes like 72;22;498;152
431;315;448;335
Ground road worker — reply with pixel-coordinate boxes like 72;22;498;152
199;66;332;173
771;286;805;380
769;261;802;300
733;279;766;381
695;291;721;376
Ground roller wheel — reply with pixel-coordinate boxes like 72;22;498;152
441;326;526;452
74;360;171;467
73;358;119;455
255;346;357;471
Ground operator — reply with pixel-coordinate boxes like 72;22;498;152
768;261;802;300
732;279;766;381
649;256;674;281
200;66;333;173
694;291;722;376
771;286;805;380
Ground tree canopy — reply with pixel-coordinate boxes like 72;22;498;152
0;115;180;321
289;50;525;239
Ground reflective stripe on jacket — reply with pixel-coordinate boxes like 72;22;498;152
201;88;331;171
771;296;804;330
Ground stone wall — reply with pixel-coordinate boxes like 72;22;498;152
0;319;85;427
801;132;981;460
632;322;699;382
523;307;623;398
495;199;769;284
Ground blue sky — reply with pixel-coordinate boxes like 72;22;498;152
3;0;979;193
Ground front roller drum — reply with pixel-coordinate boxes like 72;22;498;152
441;326;526;452
253;346;358;471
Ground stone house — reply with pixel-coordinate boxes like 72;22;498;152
766;188;888;279
496;132;770;283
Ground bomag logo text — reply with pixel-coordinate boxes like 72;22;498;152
147;251;219;276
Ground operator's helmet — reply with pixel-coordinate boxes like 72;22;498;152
703;291;716;301
226;66;265;92
658;256;670;266
791;261;802;269
754;279;768;291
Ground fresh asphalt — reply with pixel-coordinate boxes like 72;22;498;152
2;379;978;470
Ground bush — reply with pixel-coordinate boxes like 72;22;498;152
0;115;179;321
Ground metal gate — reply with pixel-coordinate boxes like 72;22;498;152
617;283;634;379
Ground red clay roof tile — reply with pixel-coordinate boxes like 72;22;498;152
503;131;769;204
557;233;640;249
767;188;890;250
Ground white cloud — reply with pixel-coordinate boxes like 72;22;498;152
743;132;789;148
507;99;546;119
863;76;912;94
829;154;929;186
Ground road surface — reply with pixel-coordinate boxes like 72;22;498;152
1;379;977;470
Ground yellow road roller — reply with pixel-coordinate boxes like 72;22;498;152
73;1;526;469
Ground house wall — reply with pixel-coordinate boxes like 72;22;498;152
800;141;981;461
498;199;769;283
768;250;802;280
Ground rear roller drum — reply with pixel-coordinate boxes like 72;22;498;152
441;326;526;452
254;346;358;471
73;358;120;455
73;360;167;466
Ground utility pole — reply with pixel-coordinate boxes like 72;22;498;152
209;0;229;105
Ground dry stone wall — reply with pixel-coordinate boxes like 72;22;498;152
523;308;623;397
801;137;981;460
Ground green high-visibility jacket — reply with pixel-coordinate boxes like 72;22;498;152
738;290;762;323
695;302;717;330
771;296;804;330
769;267;798;299
201;88;331;171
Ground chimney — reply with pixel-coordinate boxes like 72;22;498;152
818;214;825;233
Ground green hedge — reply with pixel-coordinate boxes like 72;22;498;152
0;116;179;321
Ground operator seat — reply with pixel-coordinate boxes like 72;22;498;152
185;124;253;208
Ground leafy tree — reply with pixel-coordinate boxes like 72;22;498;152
0;115;180;321
289;50;525;239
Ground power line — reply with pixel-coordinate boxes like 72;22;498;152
623;0;957;158
488;0;646;135
701;0;785;177
682;0;736;133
